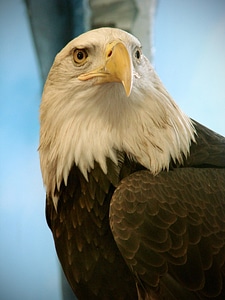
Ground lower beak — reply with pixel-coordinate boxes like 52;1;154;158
78;41;132;97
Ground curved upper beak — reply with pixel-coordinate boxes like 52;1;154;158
78;41;133;97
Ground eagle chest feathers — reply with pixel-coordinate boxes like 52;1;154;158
47;158;141;299
40;28;225;300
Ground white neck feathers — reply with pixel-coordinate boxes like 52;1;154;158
39;75;196;206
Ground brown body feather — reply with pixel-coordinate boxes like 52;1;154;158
46;122;225;299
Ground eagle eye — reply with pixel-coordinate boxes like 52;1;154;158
134;48;142;62
73;49;88;65
135;50;140;59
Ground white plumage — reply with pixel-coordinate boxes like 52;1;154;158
39;27;195;209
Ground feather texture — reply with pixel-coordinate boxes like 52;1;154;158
40;28;225;299
110;168;225;299
39;28;195;208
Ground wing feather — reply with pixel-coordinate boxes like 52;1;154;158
110;168;225;298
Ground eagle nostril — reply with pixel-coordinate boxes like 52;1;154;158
107;50;113;58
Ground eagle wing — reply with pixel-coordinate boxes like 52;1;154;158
110;167;225;299
110;120;225;299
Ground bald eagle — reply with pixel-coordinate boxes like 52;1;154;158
39;28;225;299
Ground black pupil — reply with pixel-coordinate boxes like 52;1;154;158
136;50;140;59
77;51;84;60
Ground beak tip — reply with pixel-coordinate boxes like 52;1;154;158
125;88;131;97
122;80;132;97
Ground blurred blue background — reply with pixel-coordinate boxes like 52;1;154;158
0;0;224;299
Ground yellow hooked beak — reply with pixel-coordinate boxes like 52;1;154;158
78;41;132;97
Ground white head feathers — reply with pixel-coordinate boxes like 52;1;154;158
39;28;196;207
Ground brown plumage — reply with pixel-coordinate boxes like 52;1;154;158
40;28;225;299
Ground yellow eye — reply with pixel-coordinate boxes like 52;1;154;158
73;49;88;64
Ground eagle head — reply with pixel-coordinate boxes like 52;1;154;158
39;27;195;207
